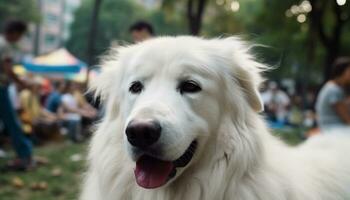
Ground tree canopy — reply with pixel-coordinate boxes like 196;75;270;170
67;0;350;83
0;0;40;29
66;0;186;63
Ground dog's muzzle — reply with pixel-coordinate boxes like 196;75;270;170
125;119;197;189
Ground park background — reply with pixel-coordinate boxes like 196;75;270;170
0;0;350;199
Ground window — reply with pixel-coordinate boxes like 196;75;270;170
46;13;59;24
45;34;56;45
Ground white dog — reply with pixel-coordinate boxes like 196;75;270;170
81;36;350;200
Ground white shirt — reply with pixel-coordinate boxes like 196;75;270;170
61;93;81;121
262;89;290;121
0;35;20;86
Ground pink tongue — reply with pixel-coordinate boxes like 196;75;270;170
134;155;174;189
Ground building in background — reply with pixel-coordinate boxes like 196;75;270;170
22;0;81;56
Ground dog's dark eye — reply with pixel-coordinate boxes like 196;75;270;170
129;81;143;94
178;80;201;94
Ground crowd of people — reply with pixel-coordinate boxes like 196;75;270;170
18;78;97;142
261;81;317;129
0;20;155;171
1;76;99;159
262;58;350;135
0;20;100;170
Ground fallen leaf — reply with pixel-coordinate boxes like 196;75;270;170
51;167;62;177
70;154;82;162
34;156;50;165
39;181;48;190
30;182;40;190
30;181;48;190
12;177;24;188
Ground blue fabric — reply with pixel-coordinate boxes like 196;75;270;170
22;61;86;73
63;119;81;143
0;87;32;159
45;91;62;113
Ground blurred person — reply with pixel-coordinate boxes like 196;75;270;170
19;77;58;141
58;81;94;142
305;88;317;111
72;81;97;118
288;95;303;126
316;57;350;133
45;80;66;114
303;110;316;128
261;81;290;124
71;81;97;136
40;78;52;105
0;20;34;170
129;21;154;43
0;148;6;158
8;83;20;110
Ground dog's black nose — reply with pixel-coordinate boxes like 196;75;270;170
125;120;161;148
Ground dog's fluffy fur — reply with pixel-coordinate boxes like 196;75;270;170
81;36;350;200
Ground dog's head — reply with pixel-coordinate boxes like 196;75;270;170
92;36;266;189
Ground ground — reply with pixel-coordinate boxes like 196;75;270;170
0;129;304;200
0;142;86;200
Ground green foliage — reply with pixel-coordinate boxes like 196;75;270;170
66;0;187;63
202;0;350;83
0;0;40;29
67;0;350;81
148;11;187;36
66;0;145;63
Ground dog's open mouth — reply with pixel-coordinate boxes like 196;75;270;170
134;140;197;189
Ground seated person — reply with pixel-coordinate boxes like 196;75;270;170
19;77;58;141
58;81;95;142
316;57;350;133
45;80;66;114
71;81;97;119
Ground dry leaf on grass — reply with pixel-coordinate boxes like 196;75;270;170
51;167;62;177
30;181;48;190
12;177;24;188
34;156;50;165
70;153;83;162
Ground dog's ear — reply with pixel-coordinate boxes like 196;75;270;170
89;48;124;119
233;63;264;112
89;66;118;101
220;38;267;112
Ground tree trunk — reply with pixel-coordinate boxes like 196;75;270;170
187;0;207;35
87;0;102;66
309;0;348;82
324;40;340;80
86;0;102;86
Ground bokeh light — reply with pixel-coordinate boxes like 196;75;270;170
336;0;347;6
231;1;240;12
297;14;306;23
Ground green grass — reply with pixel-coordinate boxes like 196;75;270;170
273;127;305;146
0;129;304;200
0;142;87;200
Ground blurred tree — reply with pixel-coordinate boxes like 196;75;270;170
0;0;40;29
86;0;103;86
205;0;350;83
67;0;350;83
202;0;307;79
309;0;350;80
163;0;208;35
148;11;187;36
67;0;186;63
66;0;145;63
